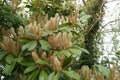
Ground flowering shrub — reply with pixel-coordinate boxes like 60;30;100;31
0;12;89;80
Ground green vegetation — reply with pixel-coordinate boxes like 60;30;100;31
0;0;120;80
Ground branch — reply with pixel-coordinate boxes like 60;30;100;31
82;0;86;6
87;1;106;34
99;19;120;32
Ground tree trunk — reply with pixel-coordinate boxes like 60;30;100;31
79;0;104;68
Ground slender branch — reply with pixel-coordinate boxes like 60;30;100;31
87;12;104;34
99;19;120;32
82;0;86;6
87;1;106;34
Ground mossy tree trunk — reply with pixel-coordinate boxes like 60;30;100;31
79;0;104;68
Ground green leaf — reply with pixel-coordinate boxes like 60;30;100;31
16;57;23;63
39;70;48;80
53;72;59;80
24;66;37;74
62;70;81;80
3;62;16;75
37;58;49;66
54;51;63;57
48;72;59;80
5;54;14;64
58;26;72;32
79;14;91;21
116;51;120;55
28;70;39;80
58;23;71;28
96;65;109;78
42;31;54;37
48;72;55;80
39;40;52;51
62;50;71;57
19;37;31;43
22;41;37;51
69;48;82;57
20;61;35;66
62;56;73;68
54;50;71;57
27;31;36;36
0;51;6;60
79;47;89;54
76;22;85;27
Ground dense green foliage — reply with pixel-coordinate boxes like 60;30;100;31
0;3;24;30
79;0;104;68
0;0;119;80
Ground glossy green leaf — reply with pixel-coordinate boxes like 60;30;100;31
39;40;52;51
24;66;37;74
22;41;37;51
28;70;39;80
19;37;31;43
5;54;14;64
62;56;73;68
58;23;71;28
79;47;89;54
20;61;35;66
53;72;59;80
63;70;81;80
0;51;6;60
69;48;82;57
48;72;55;80
58;26;72;32
39;70;48;80
37;58;49;66
96;65;109;78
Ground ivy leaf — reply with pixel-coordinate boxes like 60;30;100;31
22;41;37;51
39;70;48;80
62;70;81;80
37;58;49;66
39;40;52;51
0;51;6;60
24;66;37;74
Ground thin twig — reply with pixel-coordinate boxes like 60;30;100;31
99;19;120;32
